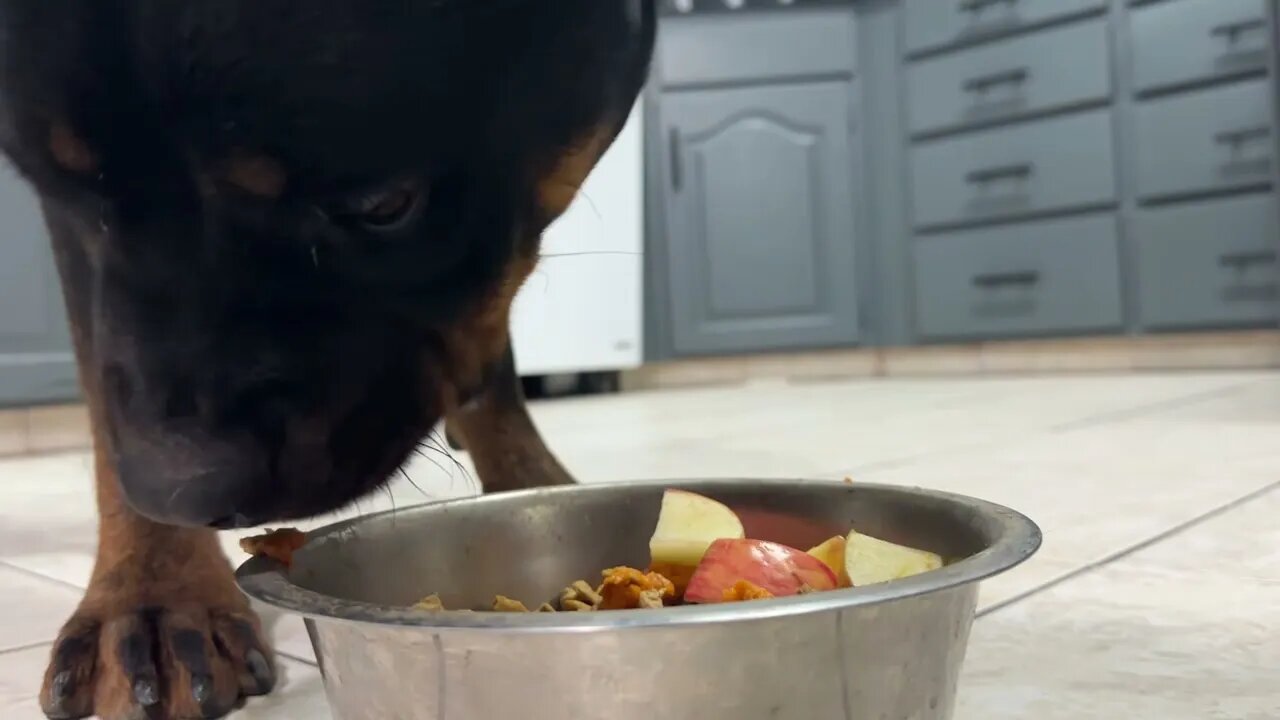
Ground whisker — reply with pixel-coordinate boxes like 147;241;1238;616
424;430;478;496
398;466;429;501
539;250;640;259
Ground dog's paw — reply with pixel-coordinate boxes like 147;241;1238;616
40;601;275;720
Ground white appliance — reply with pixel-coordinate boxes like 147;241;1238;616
509;104;645;376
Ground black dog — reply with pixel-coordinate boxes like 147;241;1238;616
0;1;656;717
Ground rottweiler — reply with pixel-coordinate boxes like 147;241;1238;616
0;1;656;717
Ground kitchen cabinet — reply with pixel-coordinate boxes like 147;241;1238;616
0;163;77;406
644;0;1280;360
646;7;863;358
659;81;861;356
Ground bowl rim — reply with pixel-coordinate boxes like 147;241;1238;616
235;478;1042;633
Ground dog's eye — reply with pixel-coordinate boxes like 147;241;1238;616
346;180;426;231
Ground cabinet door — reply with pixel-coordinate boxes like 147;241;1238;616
660;82;860;356
0;163;78;406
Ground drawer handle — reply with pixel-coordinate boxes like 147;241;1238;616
963;68;1030;94
1210;18;1266;41
965;163;1033;184
1215;126;1271;146
669;128;683;192
959;0;1018;13
973;271;1040;288
1219;250;1277;269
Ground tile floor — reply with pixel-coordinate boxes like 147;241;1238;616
1;371;1277;718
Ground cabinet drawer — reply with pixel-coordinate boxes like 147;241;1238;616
907;19;1110;136
658;11;856;87
1131;0;1269;94
1135;195;1278;329
903;0;1106;55
1134;79;1273;201
910;109;1116;229
914;215;1123;339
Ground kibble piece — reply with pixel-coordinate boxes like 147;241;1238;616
537;603;558;613
492;595;531;612
239;528;308;567
722;580;774;602
558;579;604;610
413;594;446;612
637;589;666;609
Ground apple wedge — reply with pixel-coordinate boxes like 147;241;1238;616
684;538;838;603
807;535;852;587
648;489;745;568
843;530;943;587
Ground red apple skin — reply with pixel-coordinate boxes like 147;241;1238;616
734;508;845;551
684;538;839;604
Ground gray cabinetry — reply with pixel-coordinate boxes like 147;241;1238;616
0;164;76;406
1130;0;1269;94
906;18;1111;137
646;0;1280;359
1135;195;1279;329
1133;78;1274;201
902;0;1105;55
648;9;863;358
914;215;1123;340
660;82;861;356
910;109;1117;230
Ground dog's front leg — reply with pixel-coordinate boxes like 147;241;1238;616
39;213;274;720
39;430;276;720
445;342;576;493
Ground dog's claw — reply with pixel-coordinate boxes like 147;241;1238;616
191;674;212;703
245;648;275;694
49;671;73;700
133;678;160;707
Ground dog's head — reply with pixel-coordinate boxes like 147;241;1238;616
0;0;654;527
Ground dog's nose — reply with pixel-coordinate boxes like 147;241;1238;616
114;437;271;528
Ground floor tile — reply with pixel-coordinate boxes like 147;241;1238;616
0;567;80;653
0;453;98;588
1;371;1277;717
24;405;90;454
957;488;1280;720
0;410;26;456
0;645;51;719
233;658;333;720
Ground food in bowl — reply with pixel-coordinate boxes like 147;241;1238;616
239;487;945;613
239;528;308;567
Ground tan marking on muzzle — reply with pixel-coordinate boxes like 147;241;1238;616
222;153;288;198
536;123;616;220
48;121;98;175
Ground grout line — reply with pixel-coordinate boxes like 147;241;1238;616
0;560;86;594
830;377;1280;480
0;561;322;669
277;650;319;667
0;640;53;656
1049;378;1274;433
976;479;1280;619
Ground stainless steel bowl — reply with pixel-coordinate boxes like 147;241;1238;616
236;479;1040;720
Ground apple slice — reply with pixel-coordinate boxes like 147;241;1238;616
684;538;839;604
843;530;943;587
807;535;852;588
648;489;745;568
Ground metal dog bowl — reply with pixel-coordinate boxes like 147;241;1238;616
236;479;1040;720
